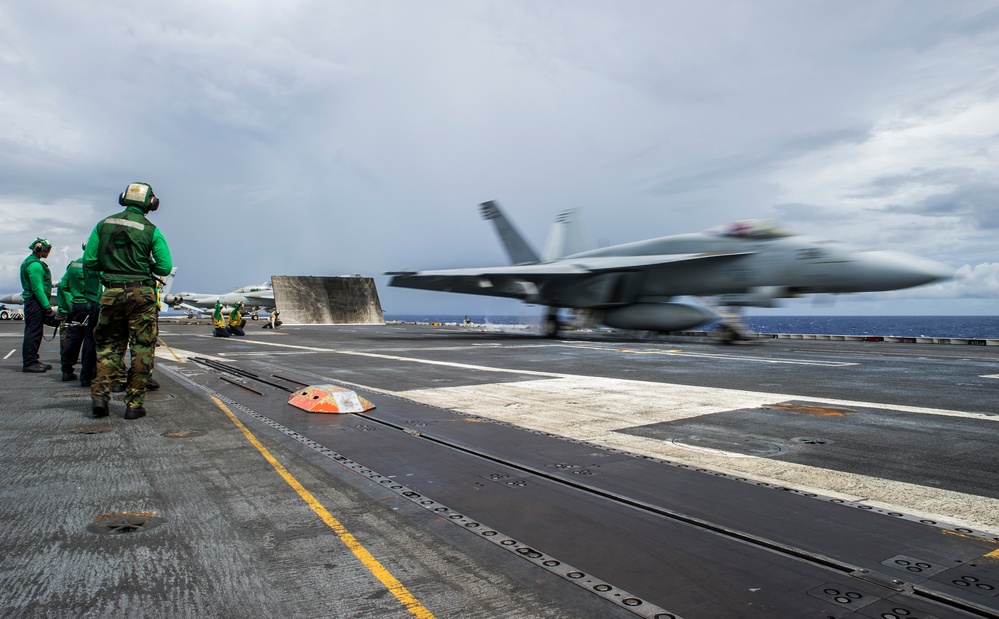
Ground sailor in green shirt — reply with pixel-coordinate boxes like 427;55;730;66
20;237;60;372
56;243;102;384
83;182;173;419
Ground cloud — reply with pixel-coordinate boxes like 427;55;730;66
940;263;999;298
1;1;998;317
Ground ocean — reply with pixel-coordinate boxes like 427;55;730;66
384;314;999;339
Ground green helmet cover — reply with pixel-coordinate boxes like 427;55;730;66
119;182;158;210
29;237;51;251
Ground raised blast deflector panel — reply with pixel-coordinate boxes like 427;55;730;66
271;276;384;325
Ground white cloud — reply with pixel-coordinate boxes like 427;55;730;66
1;1;998;316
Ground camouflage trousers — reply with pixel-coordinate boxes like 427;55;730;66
91;286;158;410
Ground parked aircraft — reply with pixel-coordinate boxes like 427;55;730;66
0;305;23;320
388;201;950;338
1;269;177;311
163;283;275;319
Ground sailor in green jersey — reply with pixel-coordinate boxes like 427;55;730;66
57;243;102;384
20;237;60;372
83;182;173;419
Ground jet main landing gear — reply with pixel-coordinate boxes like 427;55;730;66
542;309;560;338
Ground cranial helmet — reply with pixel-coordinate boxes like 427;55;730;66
29;238;52;252
119;182;160;212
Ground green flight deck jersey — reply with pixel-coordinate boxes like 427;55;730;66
57;256;102;313
83;205;173;283
20;253;53;310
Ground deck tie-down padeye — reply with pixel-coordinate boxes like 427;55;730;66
288;384;375;414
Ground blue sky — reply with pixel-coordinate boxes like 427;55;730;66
1;1;997;317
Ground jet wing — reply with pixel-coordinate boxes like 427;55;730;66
176;302;209;314
244;291;274;302
556;251;753;273
387;251;752;300
241;291;275;309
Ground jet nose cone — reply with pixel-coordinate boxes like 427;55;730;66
854;250;952;291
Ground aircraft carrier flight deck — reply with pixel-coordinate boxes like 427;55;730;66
2;320;998;618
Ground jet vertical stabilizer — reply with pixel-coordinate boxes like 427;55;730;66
541;209;589;262
479;201;539;265
158;268;177;297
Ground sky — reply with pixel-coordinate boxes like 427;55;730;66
1;1;997;317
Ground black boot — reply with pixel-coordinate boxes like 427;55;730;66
124;406;146;420
92;402;109;418
146;377;159;391
62;372;78;381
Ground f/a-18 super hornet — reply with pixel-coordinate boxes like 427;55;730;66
1;268;177;312
163;282;275;319
387;201;950;339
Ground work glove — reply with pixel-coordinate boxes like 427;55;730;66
43;307;64;327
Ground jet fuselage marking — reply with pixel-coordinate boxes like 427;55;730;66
179;337;997;423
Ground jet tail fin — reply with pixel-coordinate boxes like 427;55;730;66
155;268;178;311
541;209;589;261
157;268;177;297
479;201;539;265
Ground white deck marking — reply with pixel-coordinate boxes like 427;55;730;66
179;338;994;422
609;347;857;366
163;339;999;532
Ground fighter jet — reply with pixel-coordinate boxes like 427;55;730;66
163;282;275;319
387;201;950;338
1;268;177;311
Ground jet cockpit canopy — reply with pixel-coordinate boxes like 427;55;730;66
706;219;796;240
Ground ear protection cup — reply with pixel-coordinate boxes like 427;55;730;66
118;183;158;211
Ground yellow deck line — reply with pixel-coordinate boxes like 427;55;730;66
210;396;436;618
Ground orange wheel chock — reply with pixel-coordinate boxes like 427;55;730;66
288;385;375;414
